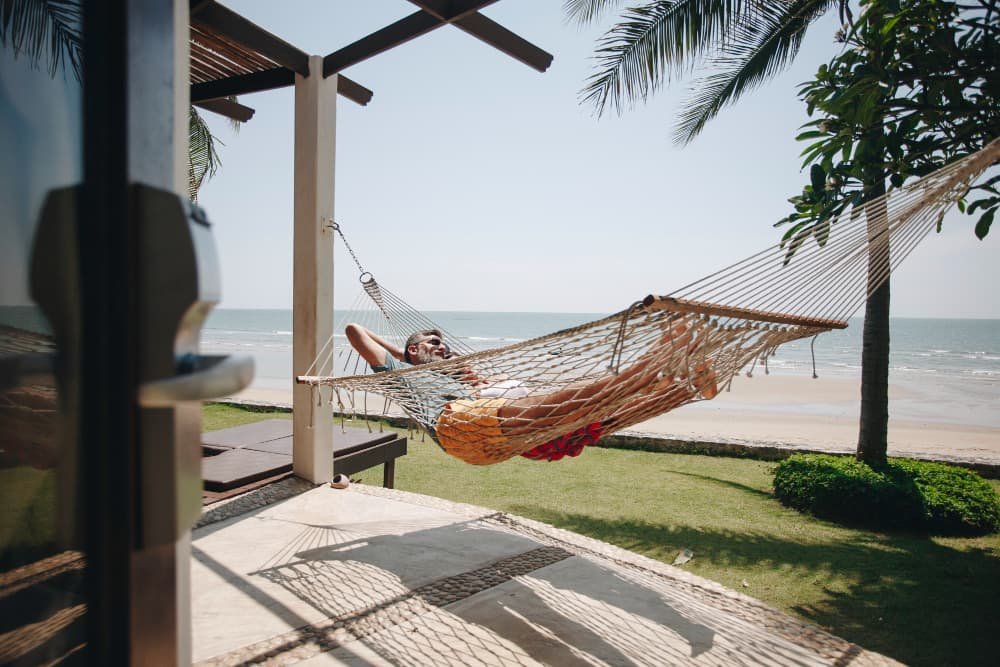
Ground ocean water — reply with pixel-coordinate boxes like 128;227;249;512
202;309;1000;427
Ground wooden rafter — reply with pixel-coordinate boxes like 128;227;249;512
324;0;551;76
189;0;373;109
408;0;552;72
193;98;255;123
188;0;550;118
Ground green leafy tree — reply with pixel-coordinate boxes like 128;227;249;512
566;0;849;144
1;0;229;200
778;0;999;465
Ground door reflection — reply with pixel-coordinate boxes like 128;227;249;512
0;3;86;663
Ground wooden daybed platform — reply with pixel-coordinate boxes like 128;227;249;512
202;419;406;503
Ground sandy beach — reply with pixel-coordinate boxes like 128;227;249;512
636;374;1000;463
224;372;1000;465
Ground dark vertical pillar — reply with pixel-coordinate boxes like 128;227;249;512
81;0;133;662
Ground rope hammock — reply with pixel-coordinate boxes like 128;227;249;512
299;140;1000;465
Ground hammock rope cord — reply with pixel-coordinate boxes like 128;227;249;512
299;140;999;465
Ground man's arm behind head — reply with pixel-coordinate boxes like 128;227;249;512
345;323;404;368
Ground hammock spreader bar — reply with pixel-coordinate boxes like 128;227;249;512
642;295;849;331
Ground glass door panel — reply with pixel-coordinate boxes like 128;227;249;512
0;4;86;663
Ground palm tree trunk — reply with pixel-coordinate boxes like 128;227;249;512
857;178;890;466
858;280;890;465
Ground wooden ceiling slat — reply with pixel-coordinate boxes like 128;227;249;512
191;44;249;83
191;42;256;82
190;0;309;75
191;53;251;83
191;26;257;66
198;28;281;70
191;37;256;71
191;63;234;85
190;47;253;82
191;26;278;74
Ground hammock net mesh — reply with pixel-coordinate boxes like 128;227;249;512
299;140;999;464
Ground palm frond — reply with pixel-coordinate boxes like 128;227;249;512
189;106;223;202
672;0;838;145
226;96;243;134
0;0;82;82
580;0;763;117
563;0;628;26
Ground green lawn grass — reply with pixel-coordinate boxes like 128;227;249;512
0;466;57;568
205;404;1000;666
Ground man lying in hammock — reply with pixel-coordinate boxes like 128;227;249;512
344;321;717;465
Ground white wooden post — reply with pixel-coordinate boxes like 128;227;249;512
292;56;336;483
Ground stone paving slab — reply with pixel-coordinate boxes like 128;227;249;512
306;556;840;666
192;484;901;666
192;487;534;663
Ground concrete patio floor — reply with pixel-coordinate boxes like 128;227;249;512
191;481;900;666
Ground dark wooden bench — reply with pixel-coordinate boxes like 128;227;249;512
202;420;406;493
330;427;407;488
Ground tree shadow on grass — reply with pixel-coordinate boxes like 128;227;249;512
508;505;1000;667
666;468;775;500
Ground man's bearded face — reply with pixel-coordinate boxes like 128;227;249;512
410;336;446;365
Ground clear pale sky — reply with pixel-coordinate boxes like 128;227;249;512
198;1;998;318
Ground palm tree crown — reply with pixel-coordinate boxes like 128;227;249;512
0;0;82;81
2;0;231;201
567;0;848;144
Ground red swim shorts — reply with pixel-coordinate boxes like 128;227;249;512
519;422;604;462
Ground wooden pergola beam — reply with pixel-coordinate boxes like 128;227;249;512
190;0;546;107
322;0;551;76
409;0;552;72
191;68;373;107
190;0;373;107
323;10;448;76
191;67;293;101
335;76;375;107
193;98;255;122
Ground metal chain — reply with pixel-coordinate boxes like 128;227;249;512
328;220;366;276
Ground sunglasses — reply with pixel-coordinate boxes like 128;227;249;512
420;337;443;347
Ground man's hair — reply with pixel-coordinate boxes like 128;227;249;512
404;329;443;363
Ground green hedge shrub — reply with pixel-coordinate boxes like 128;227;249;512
773;454;1000;535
